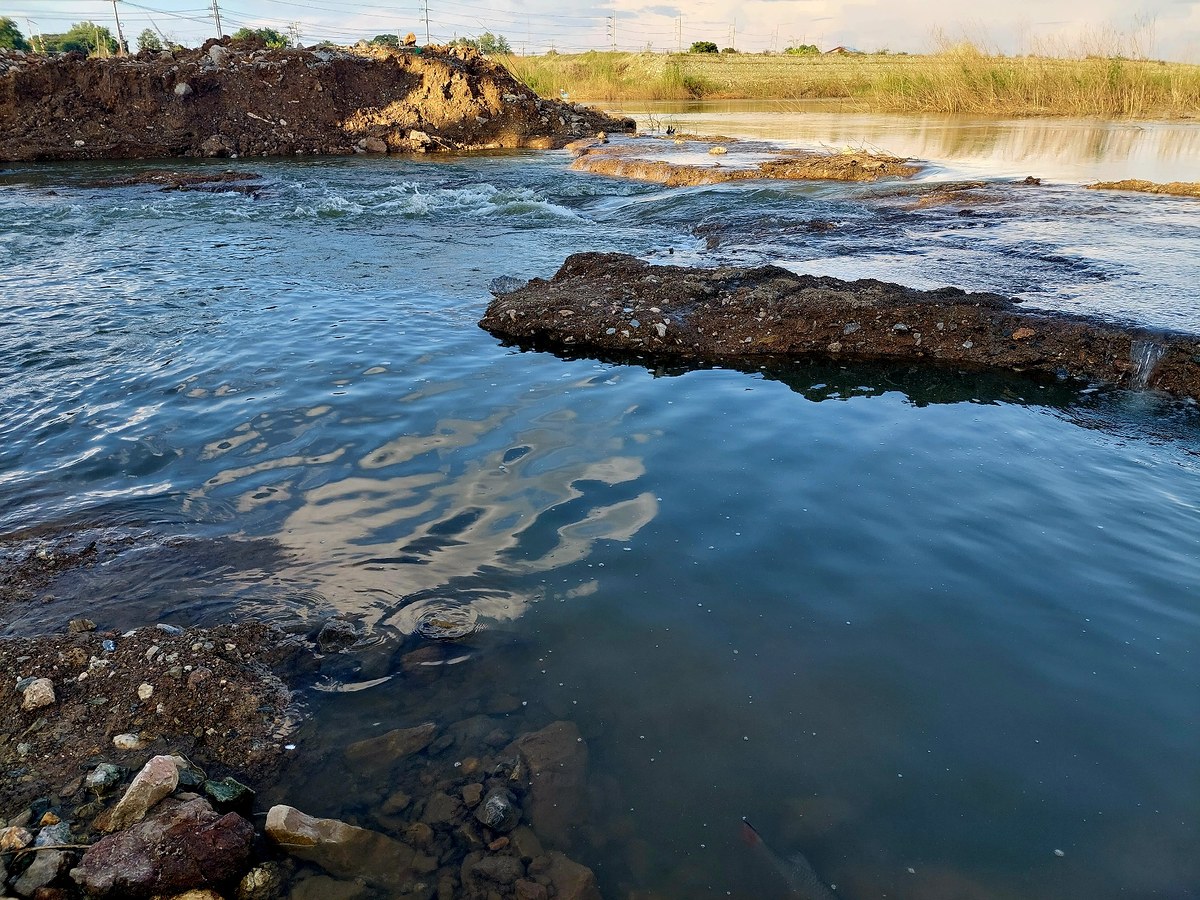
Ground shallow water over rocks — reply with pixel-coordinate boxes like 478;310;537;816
2;112;1200;897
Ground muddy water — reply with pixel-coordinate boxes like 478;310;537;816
1;112;1199;898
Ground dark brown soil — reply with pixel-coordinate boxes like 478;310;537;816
0;38;633;162
0;620;302;819
479;252;1200;400
567;137;919;186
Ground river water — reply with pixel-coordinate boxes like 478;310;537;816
2;108;1199;898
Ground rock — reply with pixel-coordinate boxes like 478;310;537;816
316;618;358;652
474;788;520;833
289;874;367;900
36;821;71;846
1012;327;1036;340
235;862;283;900
112;732;146;751
21;677;55;711
166;890;224;900
86;763;123;795
409;130;431;145
137;682;154;701
380;789;410;814
73;797;253;899
530;851;601;900
420;792;460;828
68;618;96;633
461;783;483;808
404;822;433;848
174;82;193;98
362;137;387;154
516;879;549;900
509;826;544;862
13;848;71;896
344;722;436;767
208;44;230;66
462;852;525;888
1;825;33;850
507;721;588;845
264;804;417;888
186;667;212;689
96;754;179;832
203;776;254;808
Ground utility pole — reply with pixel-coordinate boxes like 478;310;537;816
728;22;734;50
422;0;430;44
606;15;616;51
110;0;127;54
210;0;223;38
676;16;681;52
287;21;301;47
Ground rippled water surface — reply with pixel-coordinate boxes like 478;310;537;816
2;112;1199;899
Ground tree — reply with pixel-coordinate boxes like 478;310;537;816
0;16;30;50
137;28;162;52
42;22;118;55
232;26;289;48
477;31;510;54
369;34;400;48
784;44;819;55
689;41;717;54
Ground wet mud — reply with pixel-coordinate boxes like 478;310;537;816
480;252;1200;400
0;38;633;162
567;136;919;186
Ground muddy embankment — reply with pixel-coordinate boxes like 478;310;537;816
0;37;633;161
480;253;1200;400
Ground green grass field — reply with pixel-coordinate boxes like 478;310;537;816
504;48;1200;118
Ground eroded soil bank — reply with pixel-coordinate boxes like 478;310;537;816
480;253;1200;400
0;38;633;161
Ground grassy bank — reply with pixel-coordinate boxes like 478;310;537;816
503;48;1200;117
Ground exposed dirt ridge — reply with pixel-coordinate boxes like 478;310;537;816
480;252;1200;400
0;37;634;161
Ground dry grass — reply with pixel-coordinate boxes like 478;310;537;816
502;48;1200;118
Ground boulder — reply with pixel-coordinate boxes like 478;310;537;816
507;721;588;845
462;851;525;889
264;804;419;888
12;848;71;896
72;797;253;899
474;788;520;833
344;722;436;767
96;754;179;832
530;851;601;900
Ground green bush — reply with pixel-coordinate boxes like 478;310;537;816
0;16;30;50
689;41;717;54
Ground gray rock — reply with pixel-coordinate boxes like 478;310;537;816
174;82;193;98
73;797;253;899
35;821;71;846
420;791;460;828
208;44;230;66
13;848;71;896
86;763;123;795
112;732;146;751
474;788;520;833
316;617;358;652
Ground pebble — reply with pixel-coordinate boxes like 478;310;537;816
86;763;123;794
0;826;33;851
113;732;146;751
137;683;154;701
68;618;96;633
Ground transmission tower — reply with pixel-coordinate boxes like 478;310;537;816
606;15;616;51
675;16;681;52
287;21;301;47
422;0;430;44
210;0;223;38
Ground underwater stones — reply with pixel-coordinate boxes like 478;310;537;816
462;851;525;889
507;721;588;846
414;606;478;641
474;787;520;833
265;804;425;888
344;722;437;768
529;851;602;900
420;791;460;828
461;783;483;808
235;862;284;900
74;798;253;899
96;754;179;832
203;775;254;808
316;618;358;652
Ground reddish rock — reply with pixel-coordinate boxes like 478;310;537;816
507;721;588;846
72;797;253;899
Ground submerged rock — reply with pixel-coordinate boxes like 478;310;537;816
344;722;437;767
507;721;588;847
480;252;1200;401
474;787;521;833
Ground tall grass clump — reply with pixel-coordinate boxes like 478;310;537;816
502;45;1200;118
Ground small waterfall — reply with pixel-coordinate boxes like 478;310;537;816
1130;338;1167;390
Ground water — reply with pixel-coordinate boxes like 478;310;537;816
2;112;1199;899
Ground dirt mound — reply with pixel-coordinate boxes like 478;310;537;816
0;38;634;161
480;252;1200;400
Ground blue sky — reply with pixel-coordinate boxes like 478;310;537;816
7;0;1197;60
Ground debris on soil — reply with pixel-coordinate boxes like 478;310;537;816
567;136;920;186
480;252;1200;400
0;620;302;815
84;169;263;194
1086;179;1200;197
0;37;634;162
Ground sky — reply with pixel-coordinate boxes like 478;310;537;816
7;0;1199;61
